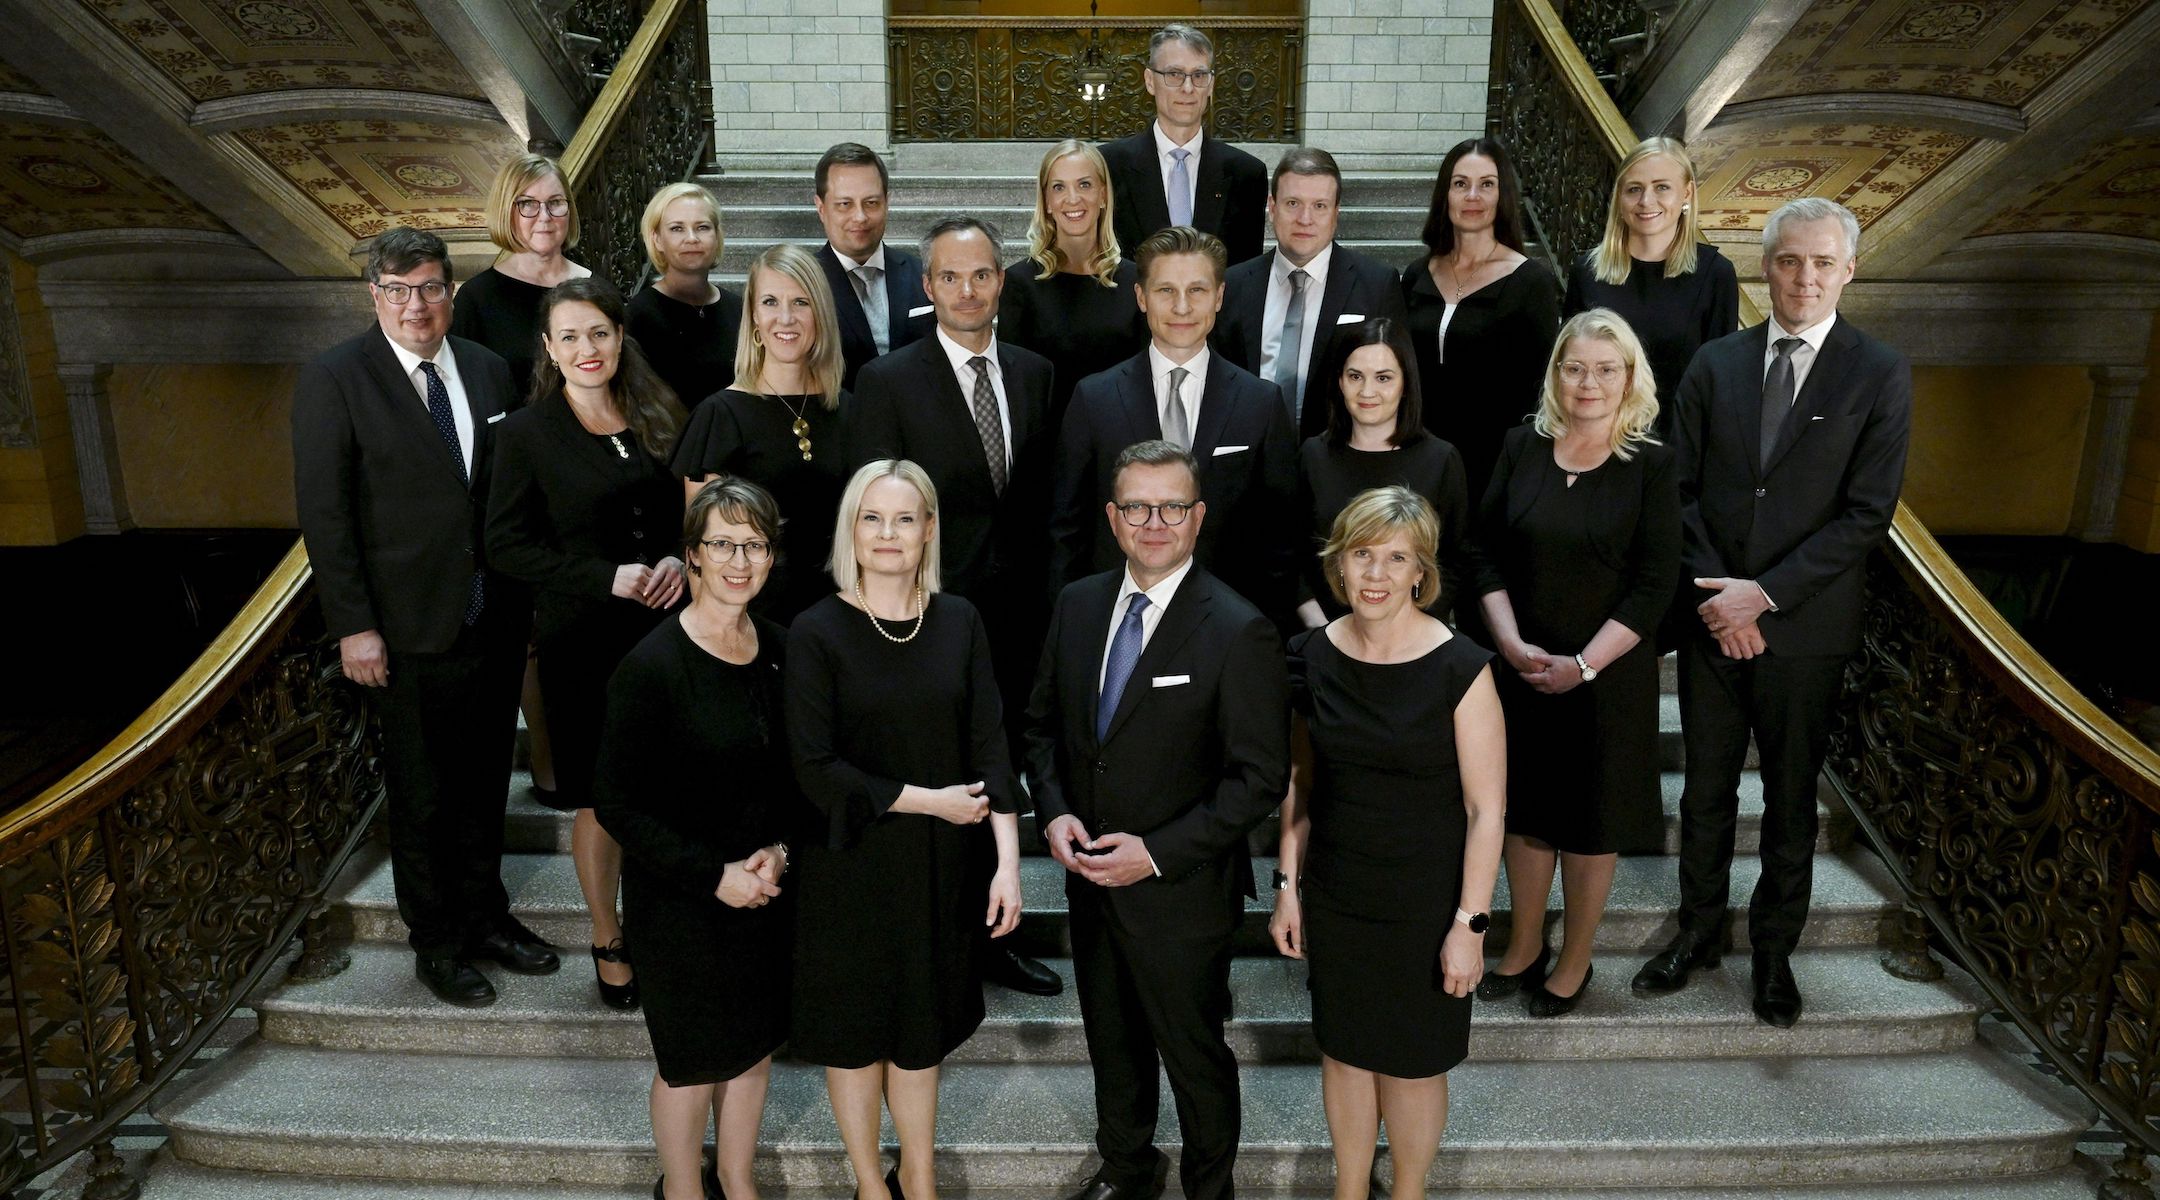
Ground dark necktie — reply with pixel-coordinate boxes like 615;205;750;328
1097;592;1151;741
1760;337;1802;471
967;356;1008;494
420;361;485;625
1273;267;1309;421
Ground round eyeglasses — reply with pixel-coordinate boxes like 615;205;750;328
1114;501;1195;527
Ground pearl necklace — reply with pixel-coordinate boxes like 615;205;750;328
853;580;926;644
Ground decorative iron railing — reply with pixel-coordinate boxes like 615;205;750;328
887;18;1301;143
1486;0;1638;273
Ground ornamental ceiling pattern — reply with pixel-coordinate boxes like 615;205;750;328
235;118;518;238
1730;0;2146;108
1969;132;2160;242
0;119;228;240
1689;121;1978;233
78;0;484;101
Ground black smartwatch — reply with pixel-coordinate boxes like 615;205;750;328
1272;869;1293;891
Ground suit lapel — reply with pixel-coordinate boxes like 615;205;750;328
1193;136;1230;233
1763;320;1858;478
1130;134;1172;235
1303;251;1358;415
1732;323;1771;482
1187;355;1240;459
1116;354;1163;442
1102;571;1212;746
1233;262;1267;368
449;339;504;493
997;339;1041;448
360;330;470;488
538;389;623;490
883;250;920;343
926;340;997;488
1073;574;1121;750
820;244;877;354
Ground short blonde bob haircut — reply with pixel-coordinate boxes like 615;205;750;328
829;459;943;597
1026;139;1123;287
1591;136;1701;284
732;243;845;412
485;153;580;254
1533;308;1661;460
641;182;724;274
1319;485;1442;611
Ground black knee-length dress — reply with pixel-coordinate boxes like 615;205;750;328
784;592;1019;1070
1291;625;1493;1078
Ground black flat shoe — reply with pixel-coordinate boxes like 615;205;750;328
1527;963;1593;1018
415;953;496;1008
1476;942;1550;1000
591;938;639;1010
983;946;1064;995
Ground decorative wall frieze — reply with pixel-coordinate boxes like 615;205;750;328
39;279;371;366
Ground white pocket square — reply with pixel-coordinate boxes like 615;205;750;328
1212;444;1248;456
906;304;934;318
1810;415;1826;421
1335;312;1365;325
486;412;506;424
1152;674;1190;687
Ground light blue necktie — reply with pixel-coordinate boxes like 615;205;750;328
854;265;889;356
1097;592;1151;741
1168;148;1193;228
1273;267;1309;421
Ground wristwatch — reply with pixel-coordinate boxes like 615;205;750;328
1574;653;1598;683
1454;908;1490;934
1272;869;1294;891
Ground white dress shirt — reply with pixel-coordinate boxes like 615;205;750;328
935;327;1013;472
1095;555;1193;878
384;331;474;469
1259;242;1333;392
1152;122;1204;219
830;244;888;277
1148;343;1210;435
1762;311;1836;398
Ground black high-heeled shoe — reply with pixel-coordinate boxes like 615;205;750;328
590;938;639;1010
1476;942;1550;1000
703;1155;724;1200
884;1165;907;1200
1527;962;1594;1018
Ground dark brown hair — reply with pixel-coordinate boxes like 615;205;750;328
815;142;889;199
1322;317;1426;448
1271;146;1342;201
530;276;686;458
1420;136;1528;256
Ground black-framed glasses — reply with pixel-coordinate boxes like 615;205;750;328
513;196;572;218
698;538;772;564
1148;66;1215;89
1115;501;1195;527
373;280;451;305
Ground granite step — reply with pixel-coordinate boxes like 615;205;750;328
154;1042;2088;1191
700;167;1442;212
704;203;1434;244
255;943;1977;1063
710;236;1428;278
334;846;1900;957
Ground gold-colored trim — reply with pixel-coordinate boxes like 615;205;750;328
559;0;693;195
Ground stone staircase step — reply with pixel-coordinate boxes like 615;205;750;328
701;168;1441;212
704;203;1434;244
334;847;1901;956
154;1042;2088;1191
255;943;1978;1063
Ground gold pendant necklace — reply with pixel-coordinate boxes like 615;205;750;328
854;579;926;644
774;393;813;461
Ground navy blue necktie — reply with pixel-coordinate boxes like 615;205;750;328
1097;592;1151;741
420;361;486;625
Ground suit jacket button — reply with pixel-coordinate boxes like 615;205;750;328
1093;760;1106;774
1754;488;1767;498
632;529;645;539
632;505;644;516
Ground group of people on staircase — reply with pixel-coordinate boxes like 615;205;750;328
290;20;1912;1200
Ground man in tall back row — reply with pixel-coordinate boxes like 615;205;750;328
1101;24;1267;268
814;142;934;389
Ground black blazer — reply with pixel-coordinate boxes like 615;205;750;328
1213;243;1411;440
1050;351;1298;625
850;336;1057;598
1101;129;1267;267
292;326;524;655
817;243;935;390
484;391;685;642
1673;317;1911;657
1024;564;1289;934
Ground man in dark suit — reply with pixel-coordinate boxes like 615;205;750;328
1051;226;1297;630
1213;146;1410;440
1631;198;1911;1028
1027;439;1290;1200
1100;24;1267;267
812;142;935;389
850;214;1065;1000
292;227;559;1008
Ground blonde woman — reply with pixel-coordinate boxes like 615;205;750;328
627;181;743;411
785;459;1022;1200
452;152;592;392
1468;309;1680;1016
1562;137;1739;427
998;138;1147;420
672;243;849;622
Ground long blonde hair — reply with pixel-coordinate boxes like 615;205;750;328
1591;137;1702;285
732;244;845;411
1533;309;1660;460
1026;139;1123;286
829;459;943;596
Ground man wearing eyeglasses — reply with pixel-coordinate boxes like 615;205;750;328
1026;438;1288;1200
293;226;554;1009
1100;24;1267;267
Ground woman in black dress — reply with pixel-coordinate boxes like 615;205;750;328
1471;309;1681;1018
1400;137;1561;504
486;277;686;1012
627;182;744;412
1296;318;1470;629
595;478;799;1200
674;243;851;624
1271;487;1505;1200
787;459;1022;1200
1563;137;1739;435
999;138;1147;425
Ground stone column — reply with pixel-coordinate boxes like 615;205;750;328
1300;0;1491;161
2071;364;2146;542
59;363;129;535
708;0;890;160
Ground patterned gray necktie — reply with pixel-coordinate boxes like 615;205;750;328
968;356;1007;494
1273;267;1310;421
1163;366;1191;450
853;264;889;355
1760;337;1802;470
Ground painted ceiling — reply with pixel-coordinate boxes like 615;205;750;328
0;119;228;241
1970;131;2160;242
81;0;485;101
1691;121;1977;234
236;118;520;239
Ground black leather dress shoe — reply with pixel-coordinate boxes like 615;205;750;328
983;947;1064;996
1631;925;1731;996
1752;951;1803;1027
415;954;496;1007
469;927;561;975
1063;1177;1164;1200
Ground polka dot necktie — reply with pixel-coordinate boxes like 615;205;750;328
420;361;486;626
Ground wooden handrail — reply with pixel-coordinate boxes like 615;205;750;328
558;0;692;195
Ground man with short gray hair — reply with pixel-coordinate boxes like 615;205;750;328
1100;24;1267;266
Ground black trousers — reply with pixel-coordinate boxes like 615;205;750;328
1069;888;1240;1200
374;611;525;957
1675;636;1847;957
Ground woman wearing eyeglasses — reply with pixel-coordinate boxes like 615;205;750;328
453;154;593;396
595;477;804;1200
1467;310;1680;1017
